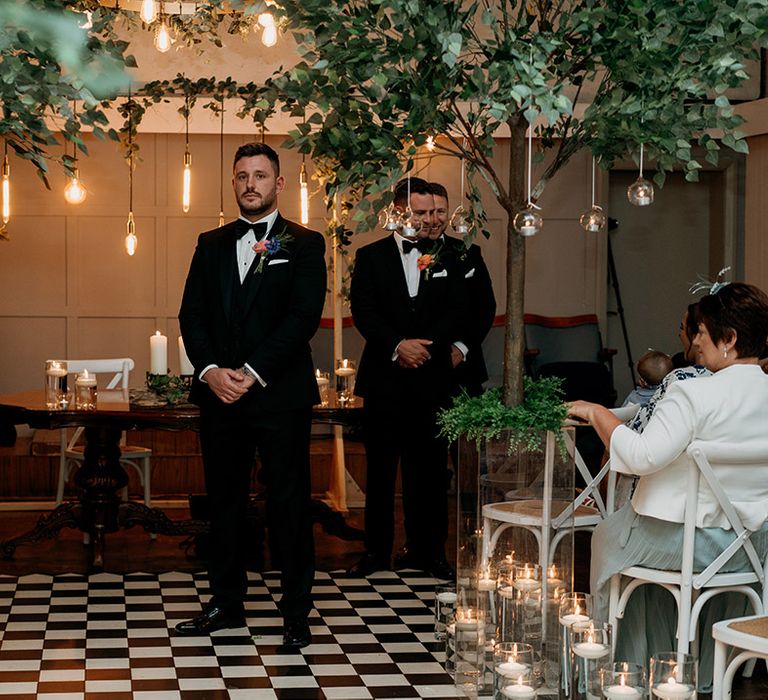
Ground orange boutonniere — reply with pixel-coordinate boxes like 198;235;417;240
417;253;434;272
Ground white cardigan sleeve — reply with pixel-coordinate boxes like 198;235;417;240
609;382;697;475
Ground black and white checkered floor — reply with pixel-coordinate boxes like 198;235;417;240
0;570;461;699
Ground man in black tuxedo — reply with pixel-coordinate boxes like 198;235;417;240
426;182;496;396
176;143;326;649
347;177;467;579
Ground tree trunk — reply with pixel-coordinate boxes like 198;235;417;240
502;117;528;407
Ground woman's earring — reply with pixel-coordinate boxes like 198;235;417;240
723;348;728;359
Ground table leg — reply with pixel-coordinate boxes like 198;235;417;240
0;502;81;558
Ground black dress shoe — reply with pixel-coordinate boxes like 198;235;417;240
346;552;390;577
175;606;246;636
393;545;423;570
426;557;456;581
279;617;311;651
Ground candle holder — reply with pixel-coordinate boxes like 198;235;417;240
75;371;98;411
600;662;647;699
146;372;190;405
434;583;457;641
334;358;356;404
570;621;613;700
315;370;330;407
494;642;535;699
454;607;486;692
45;360;69;410
559;593;593;698
650;652;697;699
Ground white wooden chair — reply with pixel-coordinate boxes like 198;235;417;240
55;358;153;512
712;615;768;700
609;440;768;662
480;427;613;575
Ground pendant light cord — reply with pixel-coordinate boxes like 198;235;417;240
219;98;224;216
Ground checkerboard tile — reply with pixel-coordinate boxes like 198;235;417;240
0;571;462;699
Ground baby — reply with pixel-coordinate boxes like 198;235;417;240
621;350;673;408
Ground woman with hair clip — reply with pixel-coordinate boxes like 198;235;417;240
569;281;768;690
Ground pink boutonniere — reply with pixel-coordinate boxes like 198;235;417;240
251;231;293;272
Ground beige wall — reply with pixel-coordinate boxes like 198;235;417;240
0;131;605;394
745;135;768;292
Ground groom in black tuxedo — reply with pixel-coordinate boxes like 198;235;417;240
348;177;467;579
177;143;326;649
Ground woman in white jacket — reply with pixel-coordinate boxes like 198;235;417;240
569;281;768;689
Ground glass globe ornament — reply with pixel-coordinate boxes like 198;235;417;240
579;205;607;232
399;207;419;237
377;203;402;231
513;205;543;237
450;205;470;235
627;176;654;206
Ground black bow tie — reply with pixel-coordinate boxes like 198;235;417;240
234;220;268;240
402;239;428;254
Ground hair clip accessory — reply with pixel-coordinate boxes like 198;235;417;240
689;266;731;296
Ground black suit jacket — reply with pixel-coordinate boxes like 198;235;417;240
441;234;496;392
350;235;467;406
178;214;326;413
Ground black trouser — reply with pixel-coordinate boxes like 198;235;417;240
199;405;314;620
362;400;448;562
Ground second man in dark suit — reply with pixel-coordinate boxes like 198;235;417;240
347;177;467;579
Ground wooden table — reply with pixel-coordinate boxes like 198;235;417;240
0;389;362;570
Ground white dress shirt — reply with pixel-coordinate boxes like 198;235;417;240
394;232;421;297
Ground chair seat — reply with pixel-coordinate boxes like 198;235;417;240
714;616;768;649
483;499;601;527
66;444;151;458
620;565;762;589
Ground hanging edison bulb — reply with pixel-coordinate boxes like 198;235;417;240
258;11;278;47
513;205;543;237
450;205;469;235
2;146;9;225
627;142;654;206
299;161;309;225
377;203;401;231
182;150;191;213
64;165;87;204
140;0;157;23
425;135;435;151
154;16;172;52
125;212;138;256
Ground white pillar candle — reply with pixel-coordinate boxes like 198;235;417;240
436;591;457;604
315;368;329;386
560;612;591;626
178;336;194;375
150;331;168;375
501;677;536;699
46;363;67;378
75;369;97;386
573;641;610;659
496;660;528;677
605;683;642;699
652;678;695;699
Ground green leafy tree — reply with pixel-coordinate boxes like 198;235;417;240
267;0;767;406
0;1;132;188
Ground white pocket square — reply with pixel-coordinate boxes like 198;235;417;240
267;258;289;266
465;267;476;279
432;269;448;278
